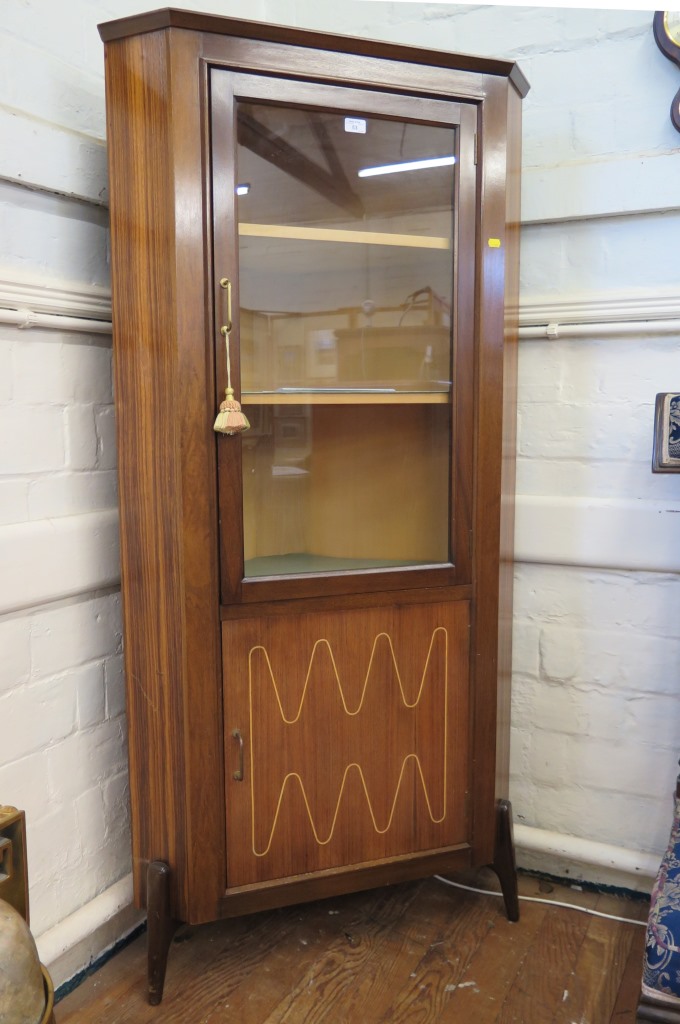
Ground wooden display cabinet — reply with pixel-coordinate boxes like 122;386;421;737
99;8;528;1003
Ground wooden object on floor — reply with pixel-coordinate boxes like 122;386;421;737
56;874;648;1024
98;7;528;1001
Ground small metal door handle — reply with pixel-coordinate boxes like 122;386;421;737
220;277;233;334
232;729;244;782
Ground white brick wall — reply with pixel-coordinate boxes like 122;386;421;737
0;226;122;939
1;0;680;981
511;565;680;857
0;592;126;934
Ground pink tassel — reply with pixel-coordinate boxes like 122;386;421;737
214;311;250;435
214;387;250;435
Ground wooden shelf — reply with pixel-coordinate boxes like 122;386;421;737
242;390;450;406
239;222;450;250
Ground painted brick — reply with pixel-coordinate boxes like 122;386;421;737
0;404;65;472
64;404;98;470
4;0;273;84
518;401;640;461
28;469;118;520
0;479;30;525
0;34;106;137
516;344;566;404
101;773;132;877
74;785;107;854
75;661;106;730
539;623;680;694
518;337;680;410
27;805;80;935
511;677;583;738
515;457;680;503
508;725;532;790
564;338;679;407
515;564;680;640
0;614;31;694
410;7;648;64
513;675;680;751
0;179;110;289
102;771;129;828
528;729;665;801
0;673;77;763
104;652;125;720
0;750;51;825
0;337;13;401
513;784;673;856
511;620;540;679
94;405;117;470
13;334;112;405
2;1;107;82
30;593;121;680
45;720;128;804
521;213;680;297
28;808;80;888
87;835;131;901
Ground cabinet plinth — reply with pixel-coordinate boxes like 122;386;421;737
99;7;527;1002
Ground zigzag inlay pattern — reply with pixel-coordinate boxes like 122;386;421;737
247;628;449;857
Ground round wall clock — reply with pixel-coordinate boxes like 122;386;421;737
654;11;680;131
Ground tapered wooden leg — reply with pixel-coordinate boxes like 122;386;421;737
147;860;178;1005
491;798;520;922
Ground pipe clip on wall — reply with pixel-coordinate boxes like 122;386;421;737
15;307;39;330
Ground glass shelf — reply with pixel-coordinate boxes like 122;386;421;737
244;552;427;577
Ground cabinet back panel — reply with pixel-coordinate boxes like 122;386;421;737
242;403;450;568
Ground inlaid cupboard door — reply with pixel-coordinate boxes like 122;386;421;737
222;601;470;888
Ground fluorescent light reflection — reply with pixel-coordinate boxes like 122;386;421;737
358;155;456;178
236;183;251;196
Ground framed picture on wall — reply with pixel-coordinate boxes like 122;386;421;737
652;392;680;472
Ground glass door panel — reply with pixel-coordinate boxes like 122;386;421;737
235;101;457;579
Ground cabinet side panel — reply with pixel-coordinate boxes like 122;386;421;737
497;84;522;805
105;31;187;911
469;78;518;864
104;30;224;921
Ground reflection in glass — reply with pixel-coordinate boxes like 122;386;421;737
235;102;456;578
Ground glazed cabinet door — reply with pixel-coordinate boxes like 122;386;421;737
223;601;470;887
211;72;477;605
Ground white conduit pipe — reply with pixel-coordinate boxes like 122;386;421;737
514;823;660;881
519;318;680;340
0;306;112;334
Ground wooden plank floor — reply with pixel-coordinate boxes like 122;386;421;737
56;870;648;1024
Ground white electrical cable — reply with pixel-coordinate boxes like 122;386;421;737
434;876;647;928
